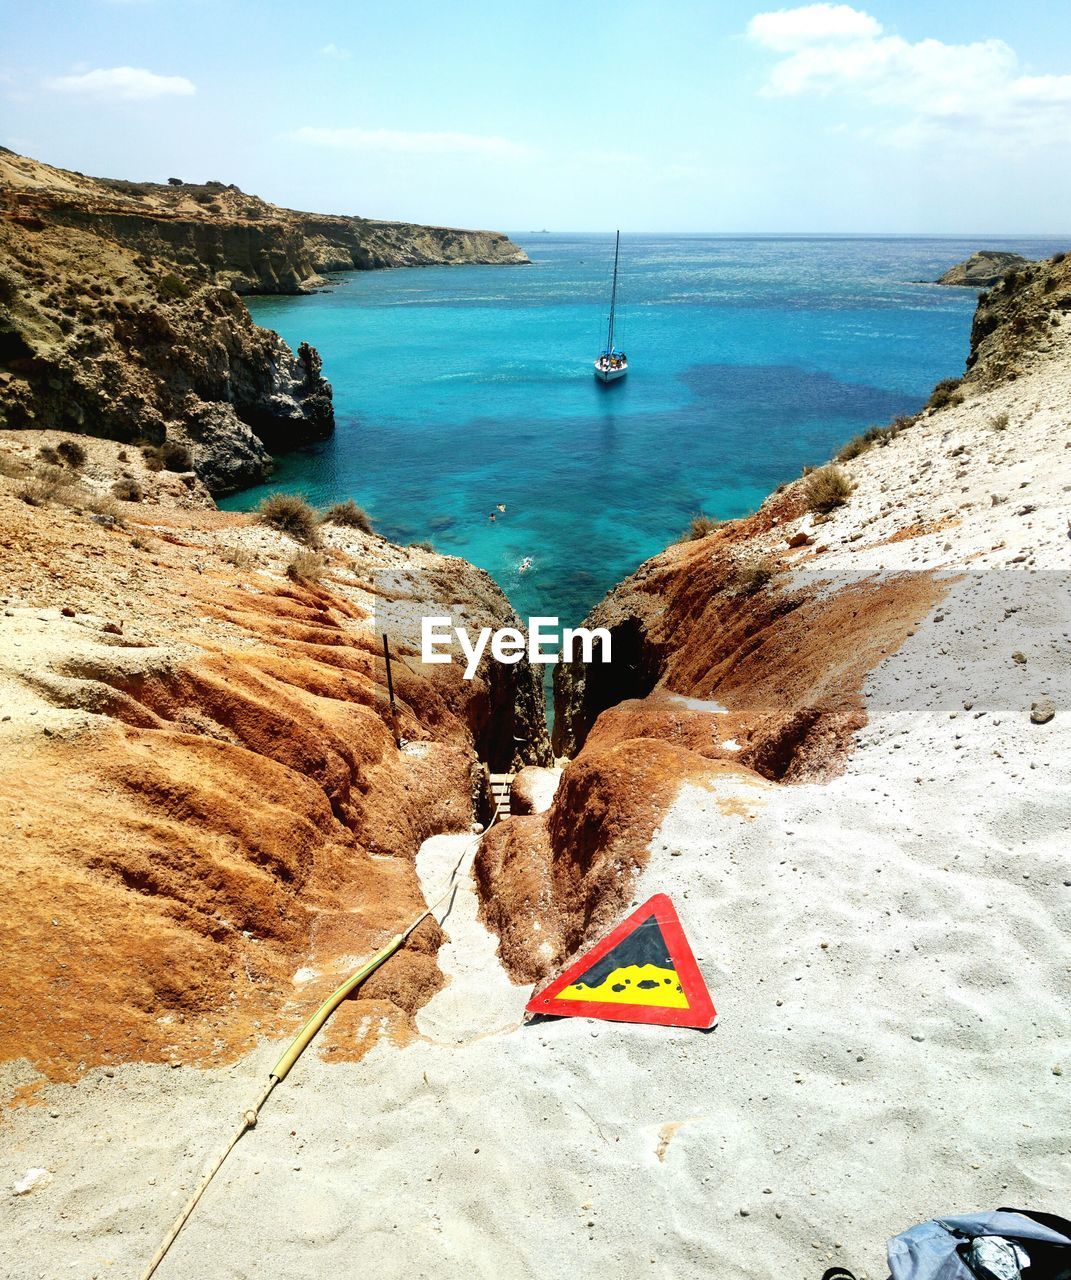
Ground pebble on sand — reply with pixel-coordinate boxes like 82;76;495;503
1030;697;1055;724
13;1168;52;1196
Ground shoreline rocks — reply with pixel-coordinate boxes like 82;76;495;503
0;147;526;495
936;250;1029;287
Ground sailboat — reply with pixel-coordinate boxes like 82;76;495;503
594;230;627;383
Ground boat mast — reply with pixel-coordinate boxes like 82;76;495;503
605;229;620;353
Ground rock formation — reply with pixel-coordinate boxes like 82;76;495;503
477;249;1071;983
0;431;548;1080
936;249;1028;287
3;241;1067;1280
0;149;527;494
964;249;1071;383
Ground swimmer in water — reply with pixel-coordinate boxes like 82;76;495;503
518;556;532;573
489;512;496;522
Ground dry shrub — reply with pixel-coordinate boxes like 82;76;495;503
990;412;1010;431
835;422;901;462
733;556;775;596
18;466;65;506
686;513;723;541
220;545;258;571
140;440;192;472
259;492;320;545
82;494;125;525
927;378;965;411
158;272;192;301
56;439;87;469
804;464;852;514
286;549;326;583
111;478;143;502
159;440;193;472
141;444;165;472
0;451;28;479
322;498;374;533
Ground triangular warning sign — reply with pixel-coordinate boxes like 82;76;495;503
525;893;717;1029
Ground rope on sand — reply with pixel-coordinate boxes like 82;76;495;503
140;812;498;1280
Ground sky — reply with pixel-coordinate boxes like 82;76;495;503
3;0;1071;233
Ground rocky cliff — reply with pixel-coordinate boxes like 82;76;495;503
0;149;527;494
478;251;1071;983
0;431;549;1081
964;249;1071;383
936;249;1028;287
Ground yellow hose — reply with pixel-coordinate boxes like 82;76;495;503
270;934;405;1081
140;809;497;1280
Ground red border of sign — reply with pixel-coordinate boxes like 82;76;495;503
525;893;717;1029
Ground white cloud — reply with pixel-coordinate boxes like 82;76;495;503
289;125;532;160
747;5;1071;148
319;43;351;60
747;4;881;52
45;66;196;100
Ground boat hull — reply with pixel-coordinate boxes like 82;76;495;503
594;360;628;383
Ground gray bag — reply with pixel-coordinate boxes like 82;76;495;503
888;1210;1071;1280
823;1209;1071;1280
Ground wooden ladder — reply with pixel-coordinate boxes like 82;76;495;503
488;773;514;820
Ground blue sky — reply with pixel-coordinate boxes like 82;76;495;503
3;0;1071;232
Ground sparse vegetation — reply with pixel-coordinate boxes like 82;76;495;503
836;425;885;462
220;545;258;571
686;513;723;541
159;441;193;472
1053;251;1066;265
111;478;143;502
321;498;374;533
18;466;65;507
0;451;28;478
258;492;320;545
835;415;917;463
140;444;165;472
82;493;125;525
140;441;191;472
927;378;965;411
158;273;192;301
804;464;852;514
286;549;326;583
37;445;61;465
56;439;87;469
408;540;435;552
733;556;775;596
990;412;1010;432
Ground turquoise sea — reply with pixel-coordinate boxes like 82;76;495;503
224;234;1065;628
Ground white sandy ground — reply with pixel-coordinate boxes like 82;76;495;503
3;349;1071;1278
3;601;1068;1279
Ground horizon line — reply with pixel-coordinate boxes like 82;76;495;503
507;230;1071;239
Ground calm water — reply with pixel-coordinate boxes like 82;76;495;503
225;234;1065;627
